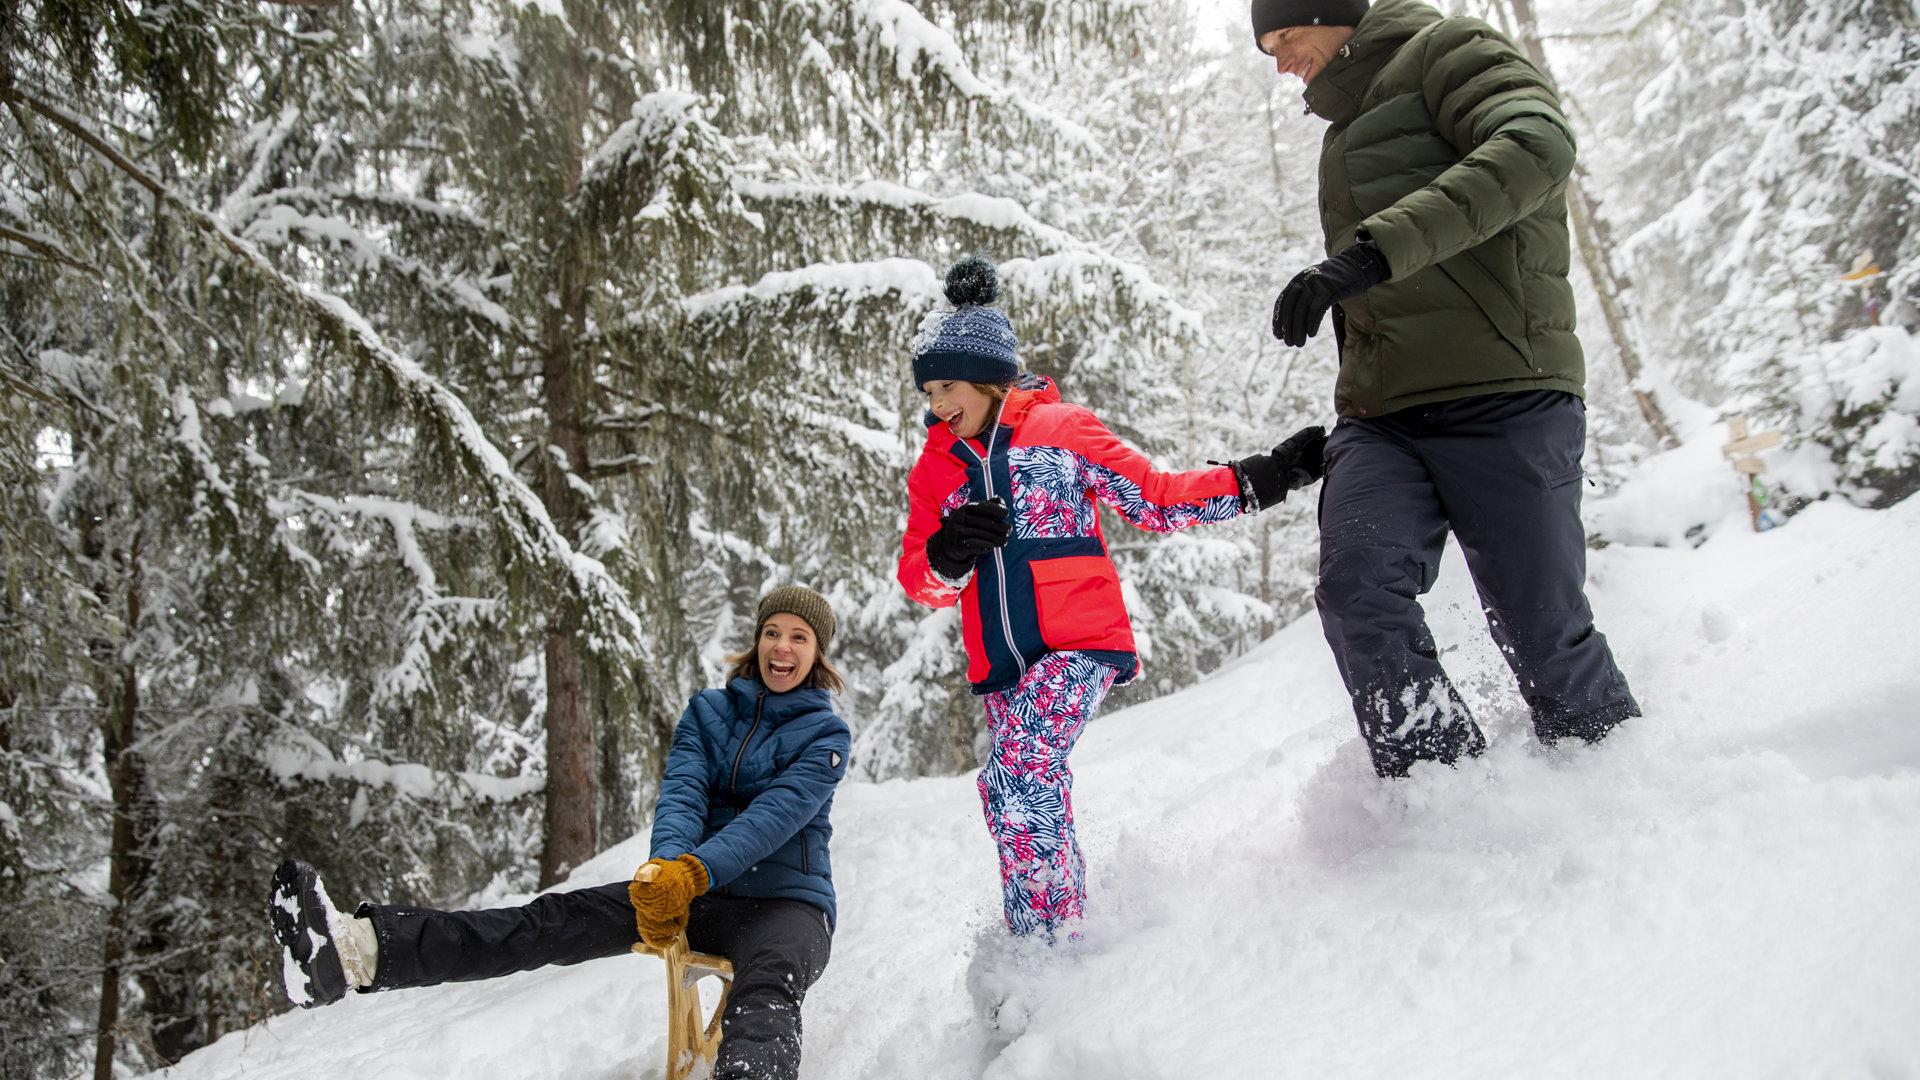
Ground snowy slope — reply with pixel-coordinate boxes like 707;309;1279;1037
160;485;1920;1080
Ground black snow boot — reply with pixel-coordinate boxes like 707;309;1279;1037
268;858;350;1009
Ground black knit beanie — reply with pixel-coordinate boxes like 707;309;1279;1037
1252;0;1370;51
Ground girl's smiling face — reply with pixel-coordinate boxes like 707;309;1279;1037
757;613;817;693
923;380;997;440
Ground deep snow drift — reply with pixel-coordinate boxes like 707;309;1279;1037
159;452;1920;1080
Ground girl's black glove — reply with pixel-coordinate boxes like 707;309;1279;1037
927;499;1012;579
1231;425;1328;513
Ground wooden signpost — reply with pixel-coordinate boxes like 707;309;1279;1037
632;865;734;1080
1842;250;1886;325
1840;250;1883;284
1722;414;1784;531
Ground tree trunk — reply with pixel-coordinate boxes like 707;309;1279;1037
598;667;635;847
536;60;599;888
537;262;597;885
92;528;145;1080
1504;0;1681;450
540;611;595;886
1259;523;1274;634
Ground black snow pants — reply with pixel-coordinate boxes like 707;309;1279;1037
1315;389;1640;777
360;883;832;1080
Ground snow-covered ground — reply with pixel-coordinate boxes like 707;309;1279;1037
159;450;1920;1080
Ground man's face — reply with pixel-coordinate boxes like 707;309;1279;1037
1259;24;1357;86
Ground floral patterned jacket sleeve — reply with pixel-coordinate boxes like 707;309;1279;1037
1059;404;1242;533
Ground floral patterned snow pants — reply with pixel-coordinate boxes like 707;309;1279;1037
978;650;1118;938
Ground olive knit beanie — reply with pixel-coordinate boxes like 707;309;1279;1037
756;586;836;652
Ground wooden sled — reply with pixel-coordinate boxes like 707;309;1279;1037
632;865;734;1080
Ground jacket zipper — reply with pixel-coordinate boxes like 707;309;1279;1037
956;402;1026;679
727;690;767;801
800;828;810;875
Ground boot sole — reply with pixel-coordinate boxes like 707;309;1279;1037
268;859;348;1008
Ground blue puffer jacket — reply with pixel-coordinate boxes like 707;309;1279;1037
648;677;852;927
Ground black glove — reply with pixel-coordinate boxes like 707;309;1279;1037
1231;425;1328;512
927;499;1012;579
1272;241;1391;347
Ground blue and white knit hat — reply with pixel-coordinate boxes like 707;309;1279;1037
911;255;1020;388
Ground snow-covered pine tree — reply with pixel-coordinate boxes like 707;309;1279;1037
1559;0;1920;505
4;12;319;1075
3;0;1202;1069
214;0;1238;871
0;381;106;1076
533;6;1217;780
6;0;656;1068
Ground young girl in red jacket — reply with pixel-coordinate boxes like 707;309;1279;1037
898;255;1325;940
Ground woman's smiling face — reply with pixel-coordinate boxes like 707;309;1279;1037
923;380;997;440
757;613;817;693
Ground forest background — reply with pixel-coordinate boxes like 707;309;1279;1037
3;1;1915;1077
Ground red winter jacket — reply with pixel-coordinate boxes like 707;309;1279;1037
897;376;1244;694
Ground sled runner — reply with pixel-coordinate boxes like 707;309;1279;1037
632;863;734;1080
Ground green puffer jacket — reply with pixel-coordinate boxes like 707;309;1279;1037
1305;0;1585;418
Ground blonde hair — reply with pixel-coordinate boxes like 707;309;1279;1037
972;381;1011;403
724;623;846;694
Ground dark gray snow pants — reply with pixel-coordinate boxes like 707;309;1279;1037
360;884;831;1080
1315;389;1640;777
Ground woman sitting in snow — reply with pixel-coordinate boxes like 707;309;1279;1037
270;586;851;1080
897;254;1326;942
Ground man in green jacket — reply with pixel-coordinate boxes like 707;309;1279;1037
1254;0;1639;777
